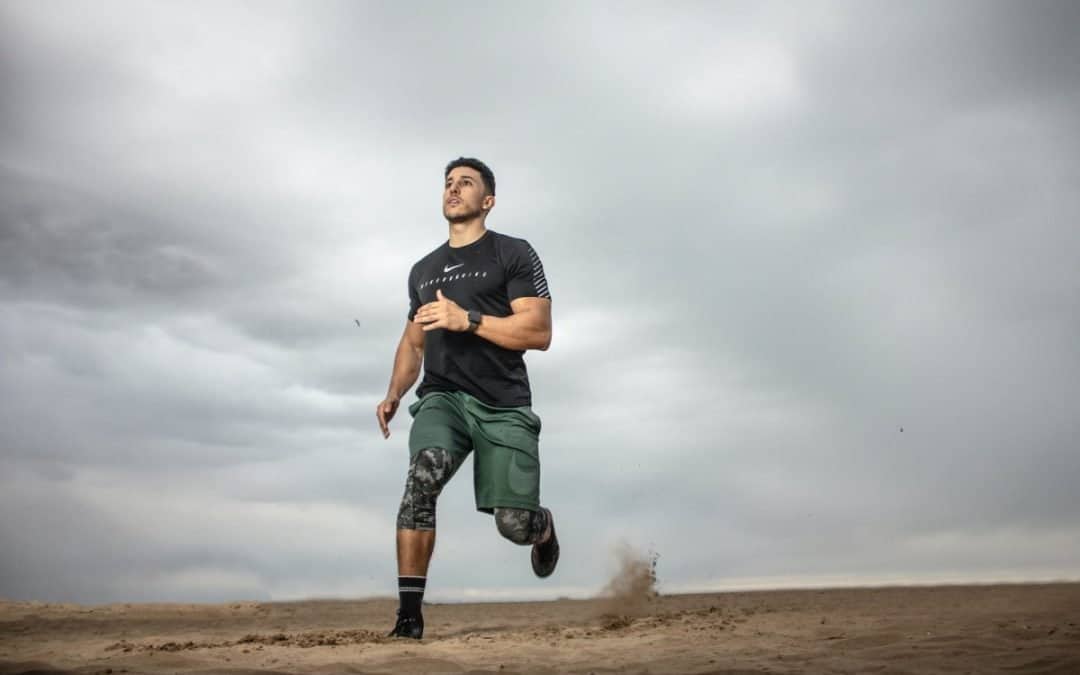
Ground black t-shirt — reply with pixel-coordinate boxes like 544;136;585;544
408;229;551;407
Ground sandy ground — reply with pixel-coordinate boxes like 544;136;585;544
1;583;1078;674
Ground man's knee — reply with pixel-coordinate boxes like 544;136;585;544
494;507;536;545
397;447;454;531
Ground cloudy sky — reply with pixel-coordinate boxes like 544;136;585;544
2;1;1078;605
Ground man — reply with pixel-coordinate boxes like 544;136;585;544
375;157;559;640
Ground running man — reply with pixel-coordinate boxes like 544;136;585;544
376;157;559;640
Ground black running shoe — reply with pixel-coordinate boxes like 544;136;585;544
531;507;559;578
388;611;424;639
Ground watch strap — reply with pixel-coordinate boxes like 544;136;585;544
467;309;482;332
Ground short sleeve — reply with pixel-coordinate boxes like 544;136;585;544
407;266;421;320
505;239;551;301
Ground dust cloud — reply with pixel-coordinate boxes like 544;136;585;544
598;542;660;623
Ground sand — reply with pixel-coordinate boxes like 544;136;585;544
2;583;1079;674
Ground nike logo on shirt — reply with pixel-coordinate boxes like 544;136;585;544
443;263;465;273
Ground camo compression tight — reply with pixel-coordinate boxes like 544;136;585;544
396;446;548;544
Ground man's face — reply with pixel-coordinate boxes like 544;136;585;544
443;166;494;223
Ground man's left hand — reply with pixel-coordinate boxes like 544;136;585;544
414;289;469;332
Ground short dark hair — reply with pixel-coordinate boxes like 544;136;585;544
445;157;495;196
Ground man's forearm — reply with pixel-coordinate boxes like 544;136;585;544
473;312;551;352
387;339;423;399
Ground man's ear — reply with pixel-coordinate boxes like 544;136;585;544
483;194;496;211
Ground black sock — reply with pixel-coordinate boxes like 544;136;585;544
398;576;426;618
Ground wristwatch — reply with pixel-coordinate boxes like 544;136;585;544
467;309;482;332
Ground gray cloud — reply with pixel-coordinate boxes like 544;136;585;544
1;0;1078;604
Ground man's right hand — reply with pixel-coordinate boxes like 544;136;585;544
376;396;400;439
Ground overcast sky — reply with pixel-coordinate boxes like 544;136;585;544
2;1;1078;605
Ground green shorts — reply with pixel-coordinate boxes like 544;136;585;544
407;390;542;513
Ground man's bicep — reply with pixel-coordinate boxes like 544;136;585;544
403;319;425;352
510;296;552;328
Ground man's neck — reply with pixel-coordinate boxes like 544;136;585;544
447;220;488;248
